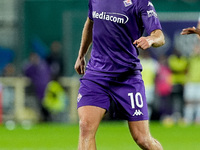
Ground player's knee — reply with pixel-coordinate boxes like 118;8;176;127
134;136;151;150
79;119;96;137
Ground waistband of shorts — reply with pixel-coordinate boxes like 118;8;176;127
85;69;142;78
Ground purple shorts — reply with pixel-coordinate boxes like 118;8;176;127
77;71;149;121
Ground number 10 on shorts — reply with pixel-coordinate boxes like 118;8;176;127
128;92;144;109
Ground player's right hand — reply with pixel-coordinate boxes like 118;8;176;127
74;56;86;75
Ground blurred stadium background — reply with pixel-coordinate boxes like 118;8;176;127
0;0;200;149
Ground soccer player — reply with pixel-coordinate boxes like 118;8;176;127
74;0;165;149
181;27;200;36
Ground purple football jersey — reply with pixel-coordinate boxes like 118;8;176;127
86;0;162;76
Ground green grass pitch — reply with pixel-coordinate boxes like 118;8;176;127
0;121;200;150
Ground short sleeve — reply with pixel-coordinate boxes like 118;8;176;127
138;0;162;35
88;0;93;20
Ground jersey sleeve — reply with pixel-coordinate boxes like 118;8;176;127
138;0;162;35
88;0;93;20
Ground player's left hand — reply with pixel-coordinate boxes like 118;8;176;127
133;37;153;50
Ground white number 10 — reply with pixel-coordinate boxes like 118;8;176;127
128;92;143;109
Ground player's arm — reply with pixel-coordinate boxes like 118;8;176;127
181;27;200;36
133;29;165;50
74;17;93;75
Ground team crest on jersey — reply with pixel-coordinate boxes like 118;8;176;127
123;0;132;7
77;93;82;102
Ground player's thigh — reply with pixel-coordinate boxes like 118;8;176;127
78;106;106;129
128;120;150;140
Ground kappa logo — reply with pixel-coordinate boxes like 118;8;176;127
148;1;154;7
147;10;157;18
132;110;143;116
123;0;132;7
77;93;82;102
